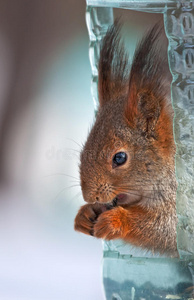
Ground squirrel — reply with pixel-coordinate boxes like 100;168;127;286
74;21;178;257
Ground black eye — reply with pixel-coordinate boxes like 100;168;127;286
112;152;127;168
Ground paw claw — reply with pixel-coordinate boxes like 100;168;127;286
89;229;94;236
89;217;96;222
74;203;106;236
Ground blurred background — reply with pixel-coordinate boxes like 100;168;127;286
0;1;162;299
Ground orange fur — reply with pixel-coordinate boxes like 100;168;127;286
74;22;177;256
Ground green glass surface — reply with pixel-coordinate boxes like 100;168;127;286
86;1;194;299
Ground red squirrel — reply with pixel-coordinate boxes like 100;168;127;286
74;22;178;256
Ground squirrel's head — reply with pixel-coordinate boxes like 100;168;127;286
80;22;176;206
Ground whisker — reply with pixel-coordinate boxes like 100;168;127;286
65;148;81;154
113;190;163;196
66;138;83;150
110;190;118;197
113;188;156;200
118;184;162;188
70;180;80;184
44;173;79;181
66;184;80;188
70;191;83;202
113;186;165;192
53;184;81;201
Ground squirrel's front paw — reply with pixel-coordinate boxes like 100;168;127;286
74;203;107;236
93;206;127;240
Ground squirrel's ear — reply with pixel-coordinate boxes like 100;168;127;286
98;20;129;107
125;24;171;136
126;88;161;135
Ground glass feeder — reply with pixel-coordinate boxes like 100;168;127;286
85;1;194;299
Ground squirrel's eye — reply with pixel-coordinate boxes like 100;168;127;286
112;152;127;168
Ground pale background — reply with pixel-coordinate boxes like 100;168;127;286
0;2;161;299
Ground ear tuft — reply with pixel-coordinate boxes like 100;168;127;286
125;23;171;136
98;20;129;107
